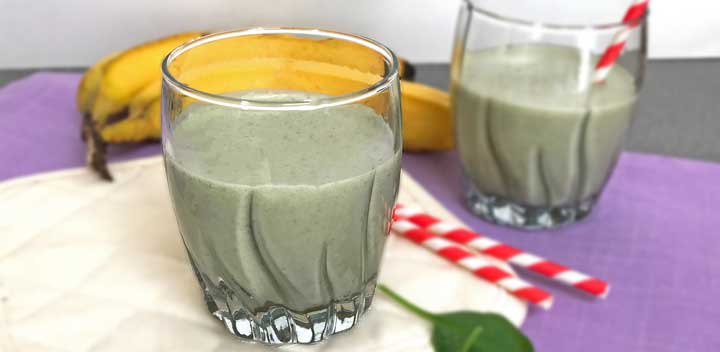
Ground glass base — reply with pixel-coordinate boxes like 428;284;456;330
464;185;597;230
188;257;375;345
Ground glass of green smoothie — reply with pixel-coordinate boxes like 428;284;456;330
451;0;647;229
160;28;402;344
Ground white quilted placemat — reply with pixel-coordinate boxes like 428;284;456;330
0;157;526;352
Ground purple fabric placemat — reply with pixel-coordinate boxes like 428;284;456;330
0;72;160;181
403;151;720;352
2;72;719;351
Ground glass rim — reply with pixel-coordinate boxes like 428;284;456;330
464;0;648;31
161;27;400;111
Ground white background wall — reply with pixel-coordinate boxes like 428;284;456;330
1;0;718;68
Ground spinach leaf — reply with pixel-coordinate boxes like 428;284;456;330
377;284;533;352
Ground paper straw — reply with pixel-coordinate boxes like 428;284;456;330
392;219;554;310
593;0;649;83
394;205;610;298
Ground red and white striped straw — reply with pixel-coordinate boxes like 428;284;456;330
593;0;649;83
392;219;554;310
394;205;610;298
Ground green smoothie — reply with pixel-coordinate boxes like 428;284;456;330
164;91;400;314
454;44;637;208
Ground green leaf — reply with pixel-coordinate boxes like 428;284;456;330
432;312;533;352
377;284;533;352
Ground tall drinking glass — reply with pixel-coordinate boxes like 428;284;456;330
161;28;402;344
451;0;647;229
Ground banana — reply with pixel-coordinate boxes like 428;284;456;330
169;34;412;78
76;52;121;179
127;80;162;119
101;65;451;151
91;32;204;126
400;81;453;151
76;32;203;180
102;59;381;143
101;79;163;143
77;31;434;180
76;52;119;114
177;58;376;95
102;98;162;143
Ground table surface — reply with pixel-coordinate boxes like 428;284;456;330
1;64;719;352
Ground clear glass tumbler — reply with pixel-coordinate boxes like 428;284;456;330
161;28;402;344
451;0;647;229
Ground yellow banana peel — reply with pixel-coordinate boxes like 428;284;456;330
91;32;203;125
77;31;451;180
76;52;119;114
101;99;162;143
401;81;453;151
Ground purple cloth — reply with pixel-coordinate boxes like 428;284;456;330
2;72;719;351
0;72;160;181
404;152;720;351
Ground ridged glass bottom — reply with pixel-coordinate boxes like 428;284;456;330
464;181;597;230
188;257;375;345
